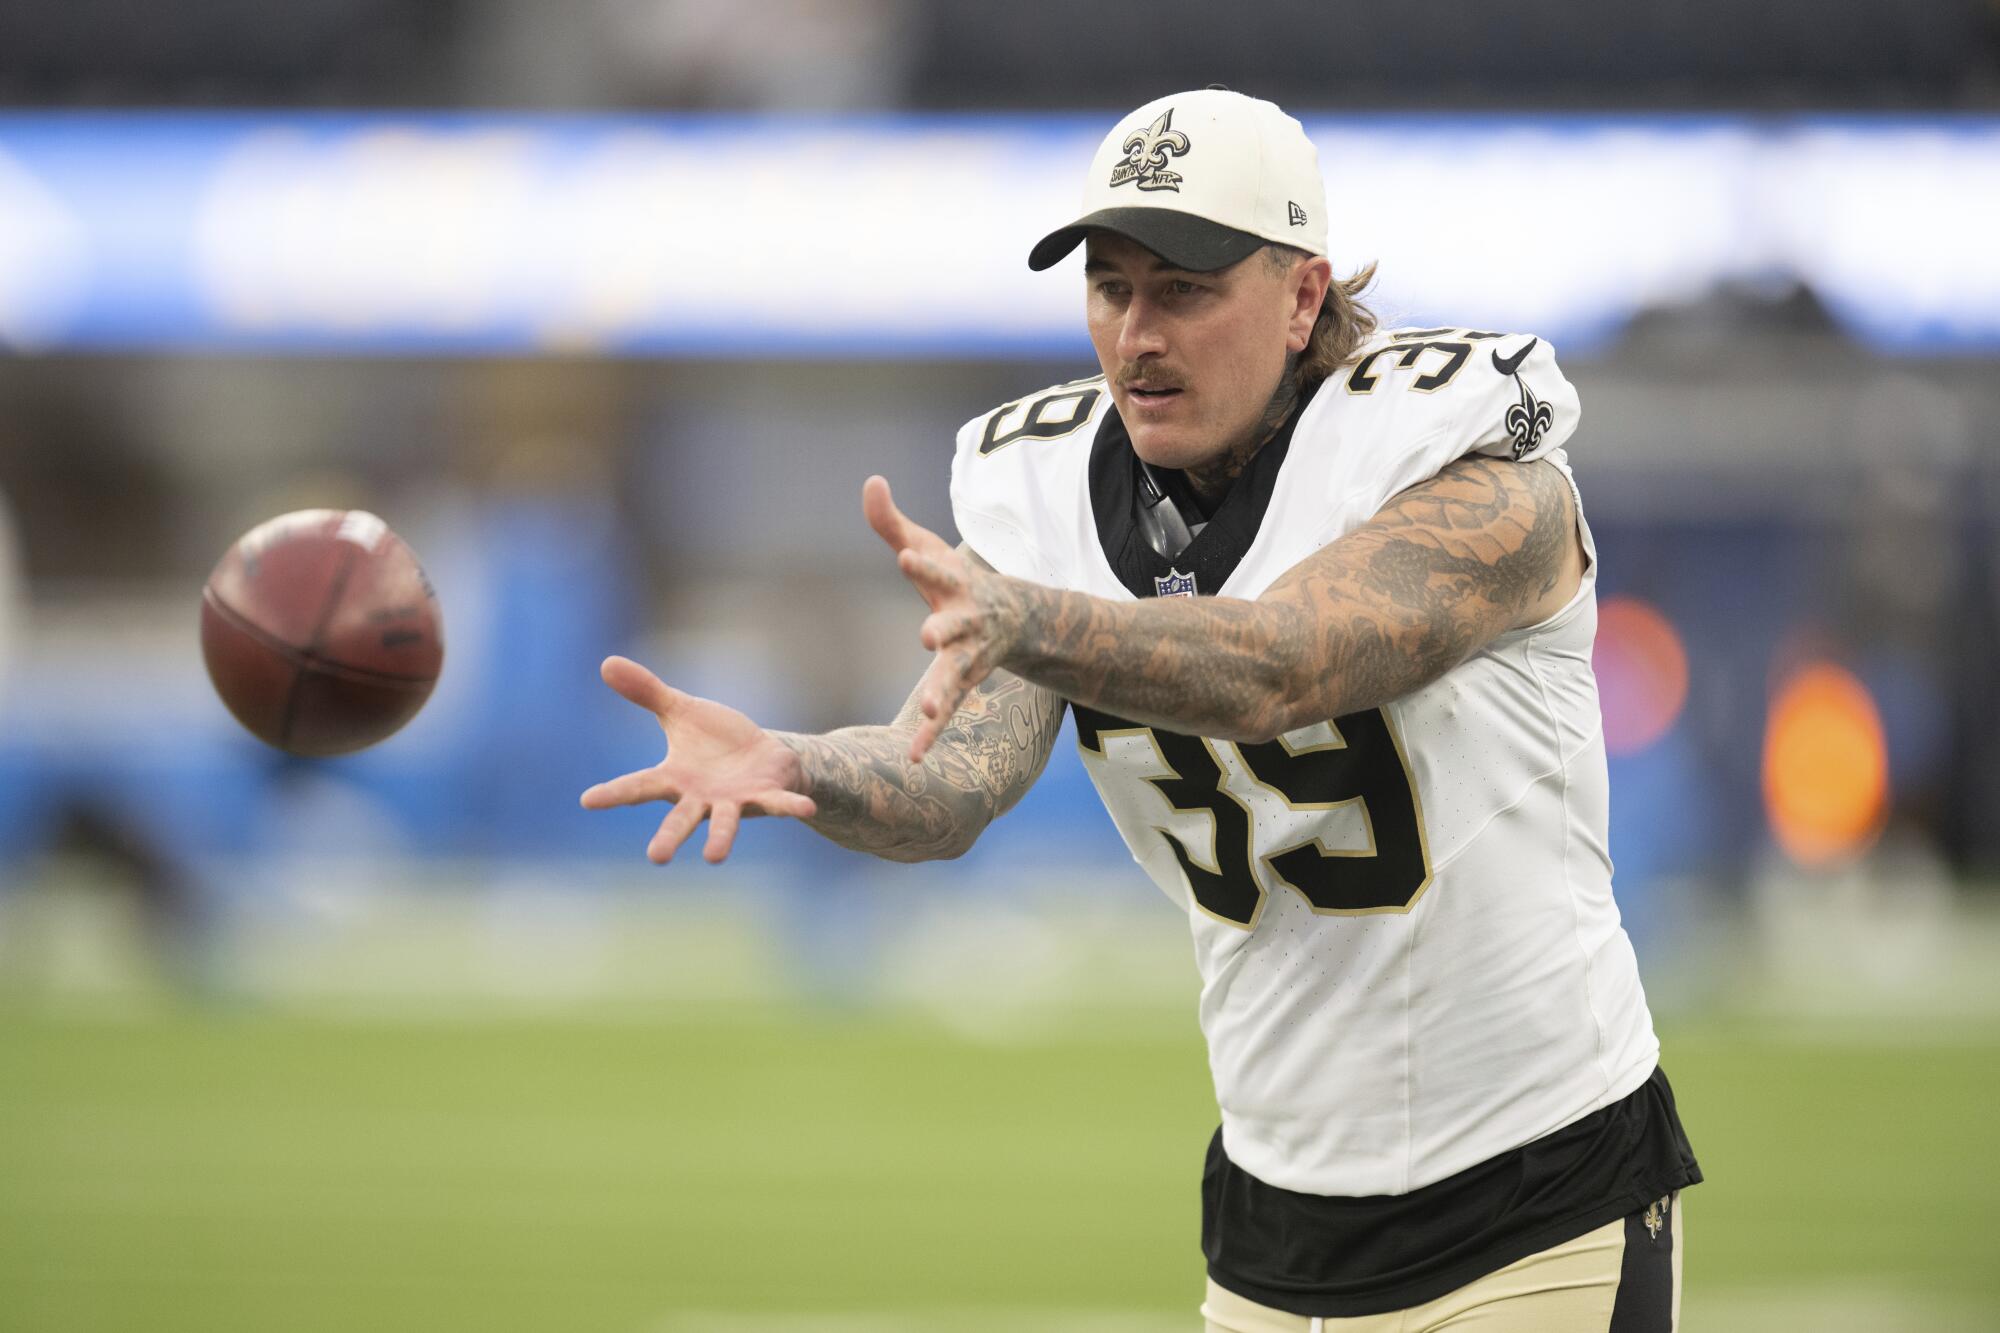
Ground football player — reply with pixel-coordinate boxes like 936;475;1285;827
585;89;1700;1331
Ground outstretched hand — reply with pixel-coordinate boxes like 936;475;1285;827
863;475;1016;763
579;656;817;865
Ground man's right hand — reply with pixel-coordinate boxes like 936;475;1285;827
580;656;818;865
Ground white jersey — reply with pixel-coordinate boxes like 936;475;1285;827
950;330;1660;1198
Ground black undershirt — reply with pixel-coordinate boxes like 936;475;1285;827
1088;381;1314;598
1083;396;1704;1316
1203;1066;1702;1317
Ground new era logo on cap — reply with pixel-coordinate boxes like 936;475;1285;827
1027;88;1331;273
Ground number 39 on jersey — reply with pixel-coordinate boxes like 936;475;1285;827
1073;703;1434;930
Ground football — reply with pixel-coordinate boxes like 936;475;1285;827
200;509;443;757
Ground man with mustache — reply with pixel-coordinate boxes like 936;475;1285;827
585;89;1699;1331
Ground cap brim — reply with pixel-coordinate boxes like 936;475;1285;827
1027;207;1269;273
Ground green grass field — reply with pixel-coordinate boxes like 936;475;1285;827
2;1007;1996;1332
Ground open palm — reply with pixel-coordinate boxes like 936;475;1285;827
579;656;816;864
863;475;1014;763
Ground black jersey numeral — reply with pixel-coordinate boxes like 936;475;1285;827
1074;707;1431;928
979;382;1103;455
1345;340;1472;395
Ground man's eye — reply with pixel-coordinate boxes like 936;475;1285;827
1168;280;1198;295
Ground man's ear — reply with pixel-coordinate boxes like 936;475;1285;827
1289;257;1334;351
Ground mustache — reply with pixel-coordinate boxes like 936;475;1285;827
1116;365;1188;391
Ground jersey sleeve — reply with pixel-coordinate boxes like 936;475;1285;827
1299;330;1583;539
948;413;1046;582
947;377;1109;584
1451;334;1579;464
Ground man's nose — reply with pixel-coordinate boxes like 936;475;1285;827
1117;297;1168;363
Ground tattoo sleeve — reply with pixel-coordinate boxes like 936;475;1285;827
993;456;1579;742
774;667;1066;863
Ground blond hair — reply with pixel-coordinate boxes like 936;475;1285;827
1266;246;1380;395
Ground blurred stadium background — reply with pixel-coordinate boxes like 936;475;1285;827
2;3;1999;1330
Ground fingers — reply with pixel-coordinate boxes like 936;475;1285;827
647;791;816;864
702;803;741;864
583;776;816;863
908;702;966;766
920;608;979;652
866;474;954;564
867;477;974;622
749;790;818;820
600;656;689;721
904;652;980;763
897;547;968;609
580;766;680;810
907;714;943;765
862;474;915;553
924;644;989;717
647;797;708;865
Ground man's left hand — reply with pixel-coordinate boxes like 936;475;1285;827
863;475;1015;763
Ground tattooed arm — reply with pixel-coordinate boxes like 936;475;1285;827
581;547;1065;866
1010;456;1579;740
866;458;1581;754
582;643;1064;866
774;663;1065;862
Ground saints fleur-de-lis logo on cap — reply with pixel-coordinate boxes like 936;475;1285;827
1110;108;1191;192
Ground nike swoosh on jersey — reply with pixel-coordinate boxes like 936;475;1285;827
1491;337;1539;377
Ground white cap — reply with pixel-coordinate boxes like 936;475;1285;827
1028;88;1328;273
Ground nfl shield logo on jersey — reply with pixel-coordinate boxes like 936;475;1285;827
1154;568;1198;598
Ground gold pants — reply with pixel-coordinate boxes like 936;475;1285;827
1201;1195;1684;1333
